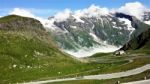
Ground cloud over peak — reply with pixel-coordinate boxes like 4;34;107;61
74;4;109;18
6;2;150;25
10;8;35;18
117;2;149;20
9;8;51;28
51;2;150;22
54;9;72;22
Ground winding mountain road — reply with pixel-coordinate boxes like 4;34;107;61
23;64;150;84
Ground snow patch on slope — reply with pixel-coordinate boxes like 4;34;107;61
70;25;77;29
118;18;135;40
144;21;150;25
89;33;100;42
118;18;135;31
72;14;85;23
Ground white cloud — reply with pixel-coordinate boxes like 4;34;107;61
64;45;120;58
9;8;59;18
10;8;35;18
52;2;149;22
52;4;109;22
54;9;72;22
8;8;61;30
9;8;51;28
73;4;109;18
117;2;149;20
85;4;109;17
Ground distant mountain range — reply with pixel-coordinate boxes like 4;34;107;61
0;8;150;57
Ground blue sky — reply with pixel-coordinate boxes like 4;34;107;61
0;0;150;17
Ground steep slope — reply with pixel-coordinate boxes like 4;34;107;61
49;14;131;50
115;13;150;39
120;28;150;50
45;12;150;57
0;15;81;83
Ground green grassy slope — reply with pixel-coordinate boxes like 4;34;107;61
0;31;79;83
121;28;150;51
0;15;124;83
0;15;81;83
0;31;124;83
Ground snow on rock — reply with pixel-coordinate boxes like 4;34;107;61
89;32;100;42
112;25;122;30
112;22;116;25
118;18;135;31
70;25;77;29
144;21;150;25
118;18;135;40
72;15;84;23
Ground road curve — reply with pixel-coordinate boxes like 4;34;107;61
23;64;150;84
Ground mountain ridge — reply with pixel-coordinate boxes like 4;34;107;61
0;15;83;83
44;12;150;57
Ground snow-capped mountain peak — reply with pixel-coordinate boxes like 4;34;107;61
12;3;149;57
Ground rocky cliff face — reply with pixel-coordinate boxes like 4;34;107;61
44;12;150;57
47;14;129;50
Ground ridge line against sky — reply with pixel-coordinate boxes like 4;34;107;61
0;0;150;18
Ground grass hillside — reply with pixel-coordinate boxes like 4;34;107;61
121;28;150;51
0;15;124;83
0;15;44;31
0;15;81;83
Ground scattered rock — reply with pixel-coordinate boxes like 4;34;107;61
13;64;17;68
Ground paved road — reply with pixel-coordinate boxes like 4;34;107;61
23;64;150;84
122;79;150;84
